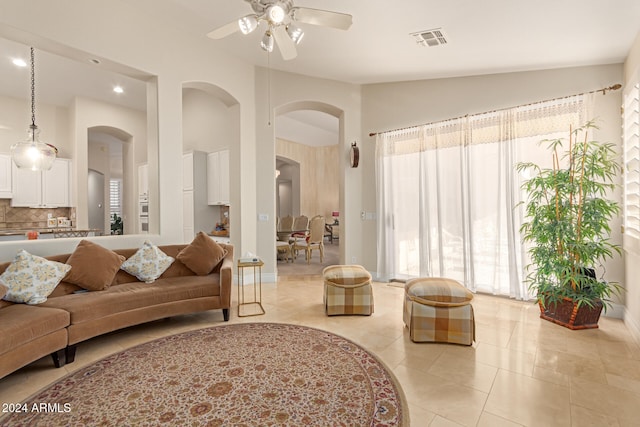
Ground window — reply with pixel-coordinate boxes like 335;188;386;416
110;179;122;218
623;78;640;250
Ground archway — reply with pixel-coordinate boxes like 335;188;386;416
87;126;133;235
181;81;240;245
274;101;343;273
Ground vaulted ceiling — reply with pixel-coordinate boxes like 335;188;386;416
1;1;639;143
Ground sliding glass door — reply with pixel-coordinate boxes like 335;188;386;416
376;96;590;299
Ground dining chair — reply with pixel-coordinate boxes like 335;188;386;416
278;215;294;232
290;215;309;242
293;216;325;264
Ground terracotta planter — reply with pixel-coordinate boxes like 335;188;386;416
538;296;603;330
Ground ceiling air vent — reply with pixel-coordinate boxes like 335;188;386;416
411;28;447;47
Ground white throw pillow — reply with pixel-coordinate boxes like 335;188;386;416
0;249;71;305
120;241;174;283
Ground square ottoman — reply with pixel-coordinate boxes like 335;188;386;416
403;277;475;345
323;265;373;316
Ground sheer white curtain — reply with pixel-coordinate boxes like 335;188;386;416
376;94;593;298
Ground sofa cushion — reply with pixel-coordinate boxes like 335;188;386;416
0;304;70;355
120;241;174;283
64;240;125;291
41;275;220;324
0;250;71;305
177;232;227;275
0;283;7;299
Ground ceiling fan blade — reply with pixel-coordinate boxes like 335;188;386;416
273;25;297;60
291;7;352;30
206;19;240;39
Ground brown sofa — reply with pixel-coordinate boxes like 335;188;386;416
0;243;233;379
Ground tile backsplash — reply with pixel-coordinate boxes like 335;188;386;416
0;199;73;230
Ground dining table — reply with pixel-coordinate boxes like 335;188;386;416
276;229;308;242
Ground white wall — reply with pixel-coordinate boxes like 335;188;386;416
87;139;111;233
0;94;71;156
182;88;233;153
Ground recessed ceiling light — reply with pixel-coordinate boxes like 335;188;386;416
12;58;27;67
113;86;124;94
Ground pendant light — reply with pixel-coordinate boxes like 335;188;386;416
11;47;57;171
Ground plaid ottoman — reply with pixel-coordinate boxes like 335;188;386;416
323;265;373;316
403;277;475;345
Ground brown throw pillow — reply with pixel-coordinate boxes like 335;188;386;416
0;283;8;299
177;231;227;275
64;240;125;291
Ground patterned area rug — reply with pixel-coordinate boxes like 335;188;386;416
1;323;408;426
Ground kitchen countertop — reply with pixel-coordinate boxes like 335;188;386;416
0;228;102;236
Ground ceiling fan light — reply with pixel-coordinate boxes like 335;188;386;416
260;31;274;52
267;5;286;24
238;15;258;35
286;24;304;44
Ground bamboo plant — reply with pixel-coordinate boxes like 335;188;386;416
516;120;622;310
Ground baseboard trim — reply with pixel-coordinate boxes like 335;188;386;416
233;272;277;285
602;302;625;319
624;308;640;346
262;273;277;283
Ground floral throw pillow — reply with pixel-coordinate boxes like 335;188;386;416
0;250;71;305
120;241;174;283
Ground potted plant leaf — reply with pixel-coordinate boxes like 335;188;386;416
110;213;123;235
516;120;622;329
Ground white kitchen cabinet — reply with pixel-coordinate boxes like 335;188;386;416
0;154;12;198
207;149;229;205
11;158;72;207
43;159;71;206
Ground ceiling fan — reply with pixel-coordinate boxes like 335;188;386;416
206;0;352;60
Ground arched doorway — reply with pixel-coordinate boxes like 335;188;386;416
275;104;341;274
87;126;133;235
181;82;240;245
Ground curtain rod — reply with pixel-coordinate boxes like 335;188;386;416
368;83;622;138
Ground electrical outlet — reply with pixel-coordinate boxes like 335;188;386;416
258;214;269;221
351;256;357;263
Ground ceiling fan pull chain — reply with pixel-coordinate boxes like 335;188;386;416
267;50;271;127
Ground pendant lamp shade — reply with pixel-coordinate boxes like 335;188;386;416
11;125;57;171
10;47;57;171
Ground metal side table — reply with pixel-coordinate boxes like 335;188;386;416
237;259;265;317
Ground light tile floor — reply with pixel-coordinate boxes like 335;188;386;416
1;276;639;426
